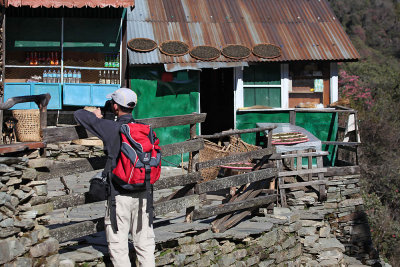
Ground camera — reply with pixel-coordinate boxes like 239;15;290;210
101;100;115;120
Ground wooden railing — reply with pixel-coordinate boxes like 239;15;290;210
42;113;282;242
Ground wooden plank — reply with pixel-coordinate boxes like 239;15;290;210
49;219;102;243
317;156;326;201
0;142;45;154
193;194;276;220
162;139;204;157
49;173;201;209
43;113;207;143
279;180;326;189
0;93;50;110
154;172;200;191
138;113;206;129
278;167;327;177
37;157;107;180
196;168;277;194
196;147;274;170
289;110;296;125
325;166;360;176
154;195;199;216
197;126;276;139
294;108;354;113
321;141;360;146
37;139;204;180
281;151;329;158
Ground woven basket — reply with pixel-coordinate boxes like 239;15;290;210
12;109;41;142
227;135;260;154
199;140;230;182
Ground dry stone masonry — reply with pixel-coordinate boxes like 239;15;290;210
0;148;392;266
0;156;59;266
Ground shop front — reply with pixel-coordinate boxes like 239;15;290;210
3;2;133;122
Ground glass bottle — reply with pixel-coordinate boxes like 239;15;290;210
105;70;111;84
104;55;109;68
98;71;103;84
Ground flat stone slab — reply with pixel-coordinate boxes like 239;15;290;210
158;222;211;233
59;245;104;263
215;221;274;240
155;230;184;244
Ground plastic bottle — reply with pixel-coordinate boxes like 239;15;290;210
56;70;61;83
111;71;115;84
116;70;119;84
104;55;109;68
72;70;77;83
63;70;68;83
67;70;73;83
116;54;120;68
52;70;57;83
43;70;48;83
77;70;81;83
98;71;103;84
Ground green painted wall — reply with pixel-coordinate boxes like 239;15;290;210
236;111;338;166
130;66;200;166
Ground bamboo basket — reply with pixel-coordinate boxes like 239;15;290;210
199;140;230;182
12;109;42;142
227;135;260;154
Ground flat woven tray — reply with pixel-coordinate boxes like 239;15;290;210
128;38;158;52
190;45;221;61
159;40;189;56
222;44;251;59
252;43;282;59
271;132;309;145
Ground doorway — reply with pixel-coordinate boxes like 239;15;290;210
200;68;234;135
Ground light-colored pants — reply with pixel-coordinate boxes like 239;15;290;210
105;191;155;267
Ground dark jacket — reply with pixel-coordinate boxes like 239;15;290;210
74;109;133;193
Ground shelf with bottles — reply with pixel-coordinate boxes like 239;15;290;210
63;51;120;69
5;50;61;67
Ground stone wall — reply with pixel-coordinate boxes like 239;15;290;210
0;156;59;266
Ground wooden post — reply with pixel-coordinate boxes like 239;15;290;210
317;156;326;201
0;11;5;143
276;160;287;207
308;149;313;181
185;121;197;222
289;110;296;125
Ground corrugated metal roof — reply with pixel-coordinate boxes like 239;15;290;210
127;0;359;67
6;0;134;8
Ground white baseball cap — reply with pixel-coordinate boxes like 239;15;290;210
106;88;137;108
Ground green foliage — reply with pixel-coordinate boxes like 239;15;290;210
330;0;400;264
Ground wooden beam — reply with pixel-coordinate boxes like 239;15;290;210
196;147;275;170
37;139;204;180
280;151;329;159
154;195;199;216
279;180;326;189
322;141;360;146
49;172;201;209
0;142;45;154
195;168;277;194
0;94;51;110
139;113;206;129
278;167;327;177
154;172;200;191
325;166;360;176
197;126;276;139
162;139;204;157
37;157;107;181
43;114;207;143
193;194;276;220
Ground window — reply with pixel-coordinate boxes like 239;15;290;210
243;64;281;108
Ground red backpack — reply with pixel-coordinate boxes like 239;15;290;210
112;122;162;189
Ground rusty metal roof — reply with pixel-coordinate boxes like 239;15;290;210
5;0;134;8
127;0;359;66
